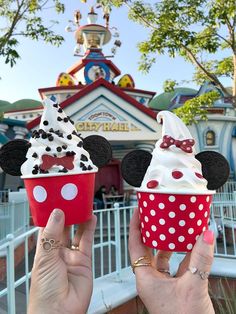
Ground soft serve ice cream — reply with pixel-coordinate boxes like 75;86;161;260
21;98;98;226
140;111;209;193
21;98;97;177
136;111;214;252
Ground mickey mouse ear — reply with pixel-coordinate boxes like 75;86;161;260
83;135;112;168
0;139;30;176
121;150;152;187
195;151;230;190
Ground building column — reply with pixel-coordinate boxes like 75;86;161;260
13;126;29;139
0;123;9;135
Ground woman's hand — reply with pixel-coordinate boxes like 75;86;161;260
28;208;97;314
129;208;215;314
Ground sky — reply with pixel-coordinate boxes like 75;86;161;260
0;1;231;103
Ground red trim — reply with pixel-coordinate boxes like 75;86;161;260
38;85;85;99
27;78;157;130
67;59;121;77
206;108;225;114
122;87;156;96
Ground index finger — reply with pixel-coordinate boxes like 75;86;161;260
129;208;153;272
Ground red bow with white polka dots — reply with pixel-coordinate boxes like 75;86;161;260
160;135;195;153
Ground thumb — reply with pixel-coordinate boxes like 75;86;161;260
37;208;65;257
185;230;214;287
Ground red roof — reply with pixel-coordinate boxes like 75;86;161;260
27;78;157;130
67;59;121;77
38;85;85;99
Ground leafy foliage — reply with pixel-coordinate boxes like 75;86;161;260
104;0;236;109
0;0;65;66
174;90;220;125
163;79;177;93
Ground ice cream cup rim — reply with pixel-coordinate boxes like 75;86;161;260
135;187;216;195
21;170;98;179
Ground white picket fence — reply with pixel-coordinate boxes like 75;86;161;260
0;190;235;313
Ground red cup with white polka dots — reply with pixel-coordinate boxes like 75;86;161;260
23;172;96;227
137;190;215;252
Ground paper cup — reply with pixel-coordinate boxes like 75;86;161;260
137;191;214;252
23;172;96;226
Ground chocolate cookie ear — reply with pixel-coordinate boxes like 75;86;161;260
121;150;152;187
83;135;112;168
0;139;30;176
195;151;230;190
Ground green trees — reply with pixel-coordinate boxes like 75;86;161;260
0;0;65;67
105;0;236;122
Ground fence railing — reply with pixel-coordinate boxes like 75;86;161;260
0;201;30;244
0;197;236;313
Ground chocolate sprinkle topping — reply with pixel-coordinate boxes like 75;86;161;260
48;136;54;142
67;134;72;140
58;108;62;113
57;147;62;152
82;166;87;171
57;117;62;121
77;142;83;147
32;152;38;158
64;118;68;122
88;165;93;170
42;133;47;139
49;128;54;132
62;145;67;150
32;169;38;175
45;147;51;152
81;154;88;162
53;103;58;108
59;168;68;173
43;121;49;126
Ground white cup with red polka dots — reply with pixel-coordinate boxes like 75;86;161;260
137;189;215;252
23;171;97;226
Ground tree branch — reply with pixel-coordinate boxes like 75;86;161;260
182;45;230;96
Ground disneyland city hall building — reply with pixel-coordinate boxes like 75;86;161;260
0;8;236;197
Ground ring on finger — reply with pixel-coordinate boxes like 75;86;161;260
132;256;151;274
71;244;80;251
157;269;171;275
188;266;209;280
41;237;63;252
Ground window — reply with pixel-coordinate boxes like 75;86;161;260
206;130;215;146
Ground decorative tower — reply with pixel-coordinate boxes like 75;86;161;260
66;7;121;85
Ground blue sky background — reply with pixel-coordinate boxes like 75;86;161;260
0;1;231;103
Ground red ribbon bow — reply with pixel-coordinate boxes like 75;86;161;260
40;154;75;171
160;135;195;153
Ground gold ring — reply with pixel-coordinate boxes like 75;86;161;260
158;269;171;275
132;256;151;274
71;244;80;251
188;266;210;280
41;237;63;252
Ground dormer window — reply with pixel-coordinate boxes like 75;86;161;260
206;130;215;146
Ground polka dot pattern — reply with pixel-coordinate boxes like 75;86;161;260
138;192;212;252
33;185;47;203
61;183;78;200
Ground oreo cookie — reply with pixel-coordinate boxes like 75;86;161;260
195;151;230;190
0;139;30;176
83;135;112;168
121;150;152;187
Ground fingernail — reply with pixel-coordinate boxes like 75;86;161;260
52;208;62;222
203;230;214;245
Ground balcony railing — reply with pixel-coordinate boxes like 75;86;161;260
0;195;236;313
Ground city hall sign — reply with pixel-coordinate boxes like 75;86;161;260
75;111;141;132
